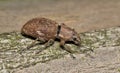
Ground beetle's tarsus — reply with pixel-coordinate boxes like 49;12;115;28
70;54;76;59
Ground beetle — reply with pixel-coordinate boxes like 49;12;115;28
21;17;81;58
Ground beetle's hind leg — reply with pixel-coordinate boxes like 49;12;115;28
19;37;45;53
26;38;39;49
35;39;54;54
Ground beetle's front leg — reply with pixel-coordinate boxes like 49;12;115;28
60;40;76;59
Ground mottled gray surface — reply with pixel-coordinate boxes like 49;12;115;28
16;46;120;73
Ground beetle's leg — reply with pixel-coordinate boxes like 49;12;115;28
26;38;39;49
36;39;54;54
27;37;46;49
19;38;38;53
19;37;45;53
60;40;76;59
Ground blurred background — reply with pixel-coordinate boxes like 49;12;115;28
0;0;120;33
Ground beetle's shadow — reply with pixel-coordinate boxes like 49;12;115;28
21;33;36;40
55;38;78;46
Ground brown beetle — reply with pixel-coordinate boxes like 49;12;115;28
21;17;81;58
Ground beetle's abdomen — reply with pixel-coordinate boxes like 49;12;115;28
21;18;58;40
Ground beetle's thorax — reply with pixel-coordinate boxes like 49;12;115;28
57;24;73;41
56;23;81;45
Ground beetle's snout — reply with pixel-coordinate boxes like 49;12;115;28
75;40;81;46
74;37;81;46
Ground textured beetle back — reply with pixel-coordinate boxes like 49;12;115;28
21;17;58;40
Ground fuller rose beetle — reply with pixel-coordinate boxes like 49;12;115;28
21;17;81;59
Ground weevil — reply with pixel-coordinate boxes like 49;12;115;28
21;17;81;58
